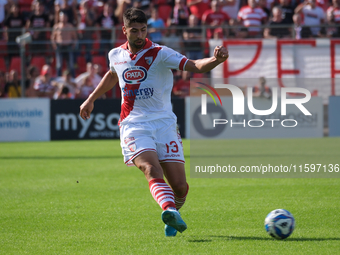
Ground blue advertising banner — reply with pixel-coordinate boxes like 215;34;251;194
0;99;50;142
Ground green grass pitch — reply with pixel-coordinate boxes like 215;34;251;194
0;138;339;254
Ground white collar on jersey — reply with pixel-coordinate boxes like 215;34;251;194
121;38;153;60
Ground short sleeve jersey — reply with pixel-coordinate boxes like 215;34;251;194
237;6;267;32
108;38;188;125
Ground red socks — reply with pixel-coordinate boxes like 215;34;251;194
149;178;176;210
149;179;189;211
174;183;189;210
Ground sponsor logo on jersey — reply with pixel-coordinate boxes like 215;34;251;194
114;61;127;65
123;87;154;100
122;66;147;84
124;137;135;144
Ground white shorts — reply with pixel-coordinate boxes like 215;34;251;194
120;119;185;166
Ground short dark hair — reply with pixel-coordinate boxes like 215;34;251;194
123;8;147;27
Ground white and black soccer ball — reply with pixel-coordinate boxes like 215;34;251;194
264;209;295;240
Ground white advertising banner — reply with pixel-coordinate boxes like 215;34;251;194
0;99;50;142
210;39;340;101
189;96;323;139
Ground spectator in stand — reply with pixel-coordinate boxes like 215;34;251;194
26;0;50;55
25;65;39;97
295;0;325;37
276;0;295;24
169;0;189;28
96;3;118;56
252;76;272;99
0;0;8;28
55;0;78;27
258;0;271;17
172;70;190;98
76;74;95;98
131;0;151;16
94;63;103;76
202;0;230;39
3;4;26;64
78;0;97;62
31;0;55;26
237;0;267;38
54;70;78;99
293;13;313;38
51;11;77;77
34;64;57;98
221;0;239;20
326;0;340;37
316;0;330;11
228;18;249;38
115;0;132;24
187;0;211;22
183;14;204;59
154;0;173;24
55;85;73;99
264;6;291;38
162;23;183;53
147;7;165;44
0;71;6;97
75;62;101;90
4;70;21;98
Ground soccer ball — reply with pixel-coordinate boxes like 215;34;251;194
264;209;295;240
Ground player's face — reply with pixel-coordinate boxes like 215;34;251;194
123;23;147;51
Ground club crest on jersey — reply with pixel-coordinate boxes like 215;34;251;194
128;142;136;152
145;56;153;65
123;66;147;84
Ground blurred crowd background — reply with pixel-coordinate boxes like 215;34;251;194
0;0;338;99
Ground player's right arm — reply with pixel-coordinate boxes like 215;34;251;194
79;71;118;120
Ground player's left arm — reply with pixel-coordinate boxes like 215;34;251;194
184;46;229;73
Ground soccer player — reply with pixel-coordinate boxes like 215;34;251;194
79;7;229;237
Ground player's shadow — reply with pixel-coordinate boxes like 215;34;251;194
207;235;340;242
188;239;212;243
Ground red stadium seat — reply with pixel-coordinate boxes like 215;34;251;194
114;29;126;48
75;56;87;76
158;5;172;25
92;55;108;75
30;56;46;71
0;58;6;72
9;57;21;76
0;40;7;57
18;0;33;12
92;40;100;55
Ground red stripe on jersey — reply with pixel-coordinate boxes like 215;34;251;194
179;58;188;71
119;46;162;124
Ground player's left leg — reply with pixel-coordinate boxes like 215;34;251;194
162;162;189;210
155;120;188;236
161;162;189;236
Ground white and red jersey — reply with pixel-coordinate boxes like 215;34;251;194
327;6;340;23
301;5;325;35
237;6;267;33
108;38;188;125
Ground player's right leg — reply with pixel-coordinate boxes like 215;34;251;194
162;162;189;236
